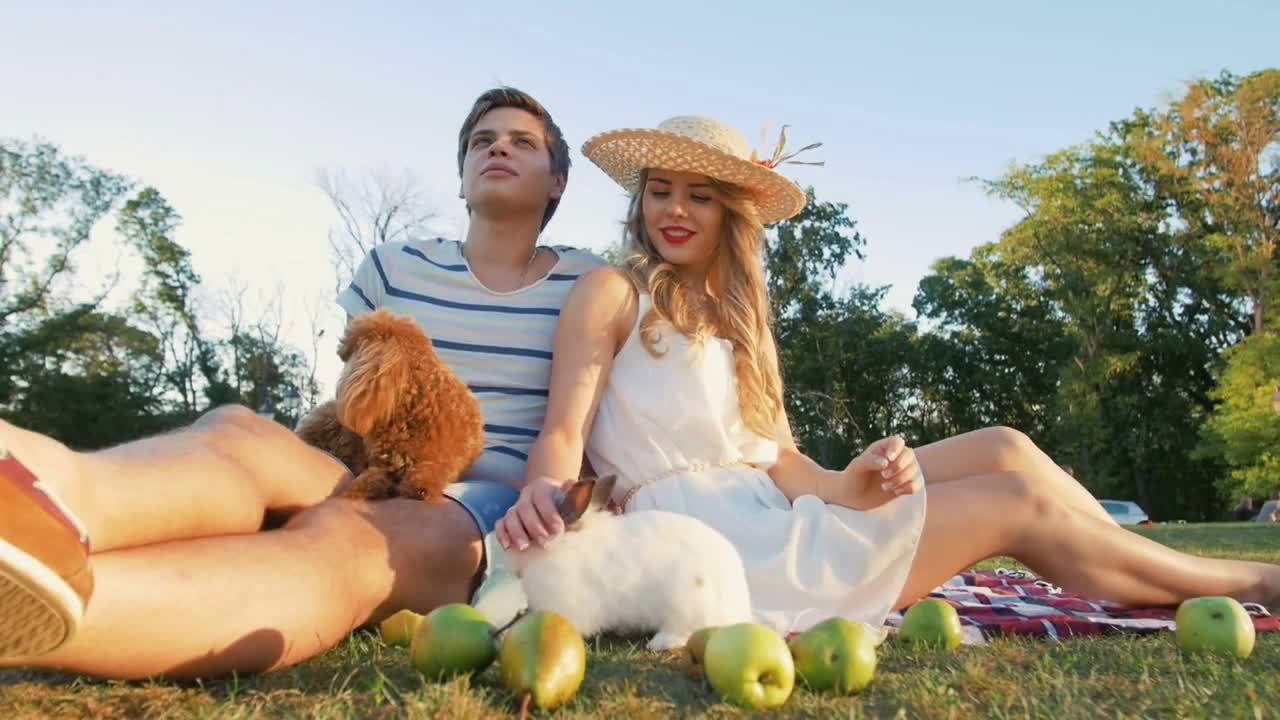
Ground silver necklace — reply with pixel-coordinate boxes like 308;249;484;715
463;242;541;290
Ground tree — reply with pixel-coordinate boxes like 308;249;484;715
765;188;921;464
2;137;323;444
1197;325;1280;501
912;248;1071;443
960;132;1245;518
316;168;437;292
1125;69;1280;333
116;187;225;417
0;138;132;327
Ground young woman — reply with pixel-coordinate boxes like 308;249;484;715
495;115;1280;635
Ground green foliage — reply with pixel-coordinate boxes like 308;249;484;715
0;139;317;447
0;138;133;326
1198;326;1280;500
1122;69;1280;333
907;68;1278;519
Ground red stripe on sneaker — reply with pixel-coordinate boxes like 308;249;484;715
0;453;90;553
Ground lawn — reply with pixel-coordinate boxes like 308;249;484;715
3;523;1279;719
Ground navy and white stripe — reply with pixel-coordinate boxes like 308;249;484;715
337;237;606;484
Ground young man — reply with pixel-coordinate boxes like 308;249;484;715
0;87;603;679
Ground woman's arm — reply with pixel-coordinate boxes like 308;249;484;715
761;331;921;510
495;267;638;550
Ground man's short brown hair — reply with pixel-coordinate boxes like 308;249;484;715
457;87;571;230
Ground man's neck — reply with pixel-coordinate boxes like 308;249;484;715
463;214;542;269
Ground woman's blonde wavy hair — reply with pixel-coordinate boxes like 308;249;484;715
620;169;784;439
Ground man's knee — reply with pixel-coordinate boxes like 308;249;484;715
287;498;485;607
421;502;485;587
194;404;346;500
193;404;290;452
394;500;485;610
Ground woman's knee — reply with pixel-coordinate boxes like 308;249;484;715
977;426;1045;471
1001;471;1068;541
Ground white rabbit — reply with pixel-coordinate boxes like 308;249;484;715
501;475;754;651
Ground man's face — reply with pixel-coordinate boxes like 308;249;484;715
461;107;565;220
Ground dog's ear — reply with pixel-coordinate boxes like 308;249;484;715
335;329;411;436
336;313;369;363
555;477;597;526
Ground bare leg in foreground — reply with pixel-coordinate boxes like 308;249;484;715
0;408;482;679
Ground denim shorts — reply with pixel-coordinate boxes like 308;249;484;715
443;479;520;539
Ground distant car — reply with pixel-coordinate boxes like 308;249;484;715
1100;500;1149;525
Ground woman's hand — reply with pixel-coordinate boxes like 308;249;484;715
839;435;922;511
495;475;573;551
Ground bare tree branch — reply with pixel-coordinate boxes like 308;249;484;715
314;167;437;294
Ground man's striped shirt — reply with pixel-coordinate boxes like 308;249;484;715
337;237;606;484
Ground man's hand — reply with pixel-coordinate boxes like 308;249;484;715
496;475;573;551
839;435;922;511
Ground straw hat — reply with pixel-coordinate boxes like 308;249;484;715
581;116;821;225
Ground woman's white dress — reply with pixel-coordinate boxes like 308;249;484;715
584;295;929;634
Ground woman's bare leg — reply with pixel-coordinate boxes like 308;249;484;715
895;472;1280;609
0;497;482;680
0;405;351;553
915;426;1117;525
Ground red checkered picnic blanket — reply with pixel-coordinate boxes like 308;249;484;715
883;569;1280;645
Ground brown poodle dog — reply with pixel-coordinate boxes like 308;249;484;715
295;308;485;501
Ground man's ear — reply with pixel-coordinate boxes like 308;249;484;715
549;173;566;200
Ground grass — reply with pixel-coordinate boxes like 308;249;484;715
4;523;1280;719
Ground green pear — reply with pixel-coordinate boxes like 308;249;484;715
788;617;878;694
703;622;795;710
899;598;963;650
1175;596;1256;659
409;603;498;680
680;626;721;679
497;610;587;717
378;608;423;648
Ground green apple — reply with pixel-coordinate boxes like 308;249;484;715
680;626;721;679
899;598;963;650
703;622;795;710
788;617;878;694
497;610;587;714
378;609;423;648
1175;596;1256;659
410;603;498;680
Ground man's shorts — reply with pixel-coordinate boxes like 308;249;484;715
442;478;520;541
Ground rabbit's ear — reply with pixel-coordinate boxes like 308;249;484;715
589;474;618;510
555;477;596;525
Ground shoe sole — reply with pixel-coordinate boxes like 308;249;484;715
0;522;84;659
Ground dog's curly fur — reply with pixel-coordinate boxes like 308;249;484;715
295;309;485;501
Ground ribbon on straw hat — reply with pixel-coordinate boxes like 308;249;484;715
581;116;822;225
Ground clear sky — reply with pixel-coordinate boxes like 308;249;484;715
3;1;1276;392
